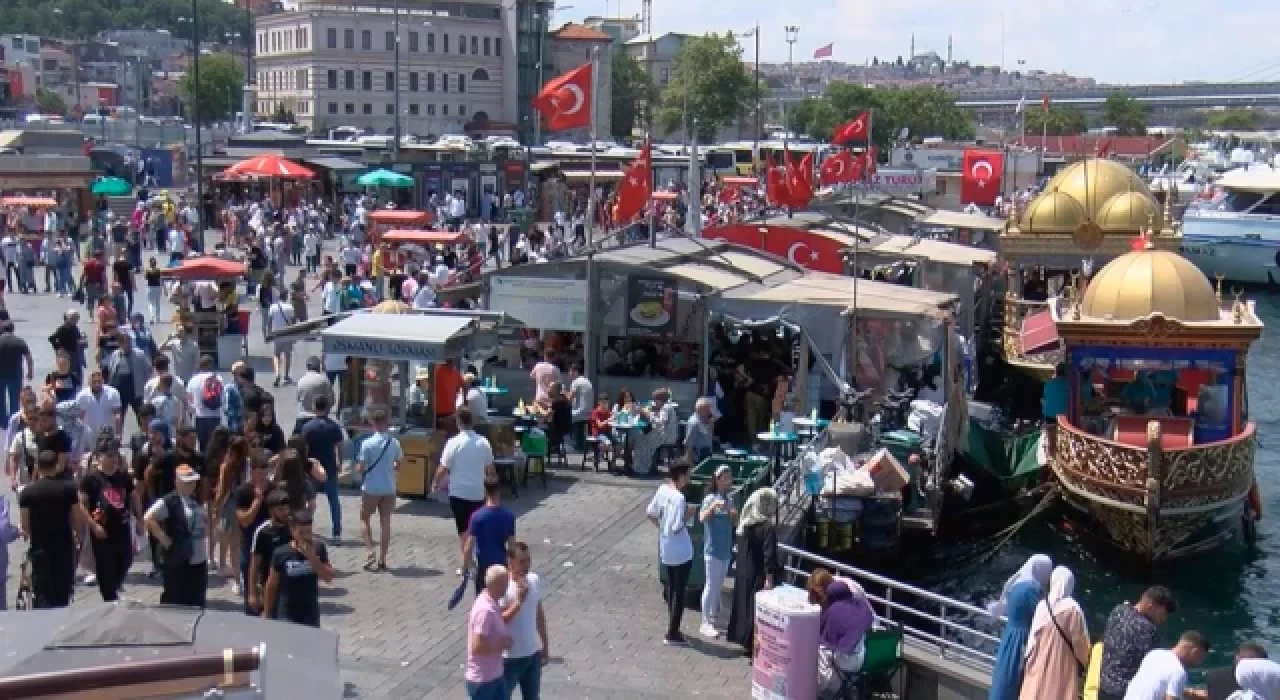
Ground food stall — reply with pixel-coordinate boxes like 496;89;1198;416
159;256;249;368
319;308;517;497
367;210;432;245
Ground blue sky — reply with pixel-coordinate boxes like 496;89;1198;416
566;0;1277;84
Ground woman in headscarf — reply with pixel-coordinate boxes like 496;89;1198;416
1019;566;1090;700
989;554;1052;700
726;488;780;657
1228;658;1280;700
818;580;876;693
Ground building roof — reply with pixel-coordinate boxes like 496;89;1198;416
624;32;693;45
1017;135;1173;158
553;23;613;42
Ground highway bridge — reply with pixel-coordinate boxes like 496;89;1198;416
951;82;1280;122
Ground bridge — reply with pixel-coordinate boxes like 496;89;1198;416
951;82;1280;122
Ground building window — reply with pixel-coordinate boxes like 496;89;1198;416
427;33;435;53
483;37;491;56
443;35;449;53
495;38;501;57
297;69;308;90
442;104;449;116
470;36;478;55
343;29;354;49
459;104;466;116
300;28;308;48
427;73;435;92
328;102;338;114
362;71;372;91
427;104;435;116
409;103;419;115
385;71;395;91
409;32;419;52
458;35;466;54
345;103;355;114
327;28;337;49
362;103;372;114
327;70;337;89
471;68;489;81
344;70;355;90
409;73;419;91
361;30;371;51
441;74;448;93
385;104;394;115
458;73;465;93
387;31;397;51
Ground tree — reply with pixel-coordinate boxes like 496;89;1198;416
1205;109;1258;131
1024;105;1089;136
610;52;654;140
178;53;243;123
657;33;756;141
809;82;973;148
1103;92;1148;136
35;88;67;116
787;98;839;139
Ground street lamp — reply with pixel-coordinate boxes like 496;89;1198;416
739;26;761;170
784;26;799;134
181;0;206;251
1017;58;1027;143
391;0;402;156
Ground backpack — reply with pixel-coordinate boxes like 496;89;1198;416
200;375;224;411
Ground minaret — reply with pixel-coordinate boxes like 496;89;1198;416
947;34;953;64
910;33;915;60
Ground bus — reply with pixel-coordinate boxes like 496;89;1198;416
717;140;829;175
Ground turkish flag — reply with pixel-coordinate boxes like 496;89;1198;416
820;150;853;185
786;152;814;209
533;63;593;131
765;161;790;208
718;185;741;203
832;110;870;146
848;153;865;183
1096;137;1114;158
611;138;652;223
960;149;1004;206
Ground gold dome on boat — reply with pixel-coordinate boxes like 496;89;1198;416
1020;190;1087;233
1018;158;1160;236
1096;191;1160;232
1080;249;1220;322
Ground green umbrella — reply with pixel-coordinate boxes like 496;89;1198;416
357;169;414;188
90;176;133;196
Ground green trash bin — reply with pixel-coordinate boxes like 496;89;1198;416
878;430;923;465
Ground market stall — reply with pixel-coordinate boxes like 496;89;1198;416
160;256;249;367
320;309;516;497
367;209;432;245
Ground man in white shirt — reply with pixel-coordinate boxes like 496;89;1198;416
322;275;342;316
75;369;124;438
459;373;488;423
646;461;695;645
266;292;296;386
1123;631;1209;700
432;407;495;575
341;242;360;277
167;225;187;265
566;364;593;451
185;354;226;451
448;192;466;230
499;541;549;692
302;231;319;274
412;274;436;309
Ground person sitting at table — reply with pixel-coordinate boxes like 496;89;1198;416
1122;370;1158;413
685;397;716;465
589;394;614;463
632;388;677;476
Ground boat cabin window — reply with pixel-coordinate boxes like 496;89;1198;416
1221;189;1280;214
1070;357;1234;447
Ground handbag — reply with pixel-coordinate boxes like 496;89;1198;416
359;435;394;485
1045;594;1087;674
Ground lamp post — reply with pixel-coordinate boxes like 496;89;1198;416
189;0;206;252
392;0;402;157
533;4;573;148
784;26;798;134
740;25;760;170
243;0;254;133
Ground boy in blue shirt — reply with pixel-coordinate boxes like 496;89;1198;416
464;479;515;594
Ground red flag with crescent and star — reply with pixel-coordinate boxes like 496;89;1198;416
765;158;791;209
960;148;1004;206
784;150;814;209
819;150;853;185
611;138;652;224
832;110;870;146
532;62;593;131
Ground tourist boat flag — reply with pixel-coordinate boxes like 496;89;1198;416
532;62;593;131
819;150;854;185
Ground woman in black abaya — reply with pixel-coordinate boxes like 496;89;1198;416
726;487;781;658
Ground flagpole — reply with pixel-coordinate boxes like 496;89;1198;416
584;47;600;383
851;107;870;348
648;133;656;247
687;121;701;239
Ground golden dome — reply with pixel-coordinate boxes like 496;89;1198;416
1021;190;1088;233
1097;191;1160;232
1019;158;1159;235
1081;249;1220;322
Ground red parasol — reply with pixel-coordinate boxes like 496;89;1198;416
368;209;432;225
382;229;471;246
223;155;315;179
159;256;247;280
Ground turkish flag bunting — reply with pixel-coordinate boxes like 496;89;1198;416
832;110;870;146
611;138;652;224
532;63;593;131
1096;137;1114;158
819;150;853;185
960;148;1004;206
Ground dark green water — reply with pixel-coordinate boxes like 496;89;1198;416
925;293;1280;666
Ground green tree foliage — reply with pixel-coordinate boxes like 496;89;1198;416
1103;92;1148;136
178;53;243;123
610;52;654;140
1205;109;1258;131
657;33;757;141
6;0;249;43
1024;106;1089;136
788;82;973;147
35;88;68;116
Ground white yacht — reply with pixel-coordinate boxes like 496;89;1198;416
1181;166;1280;284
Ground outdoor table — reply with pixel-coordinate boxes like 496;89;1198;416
609;417;650;473
793;416;831;438
756;431;800;478
480;386;509;396
722;447;749;458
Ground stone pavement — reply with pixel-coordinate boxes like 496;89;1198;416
0;246;755;698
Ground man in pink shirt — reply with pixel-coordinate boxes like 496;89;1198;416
530;351;560;403
466;564;513;698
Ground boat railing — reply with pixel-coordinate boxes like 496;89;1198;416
777;542;1001;673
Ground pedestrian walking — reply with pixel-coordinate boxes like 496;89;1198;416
434;407;494;576
466;565;513;700
299;396;344;543
263;510;334;627
464;479;514;594
698;464;736;638
356;409;400;571
500;541;549;700
144;464;209;607
0;321;32;419
646;459;696;646
246;489;292;615
79;437;142;602
20;450;98;608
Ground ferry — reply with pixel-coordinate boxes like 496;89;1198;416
1181;167;1280;285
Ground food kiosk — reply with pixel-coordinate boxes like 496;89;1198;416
160;256;250;368
320;309;517;497
367;210;432;245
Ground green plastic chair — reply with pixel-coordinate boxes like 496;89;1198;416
828;625;904;699
521;431;550;488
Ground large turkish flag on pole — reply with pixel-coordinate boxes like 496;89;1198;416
960;149;1004;206
532;63;593;131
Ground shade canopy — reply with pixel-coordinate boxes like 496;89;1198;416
721;176;758;186
382;229;471;246
90;176;132;196
357;169;415;188
223;154;315;179
321;313;476;363
368;209;432;225
0;196;57;208
651;190;680;201
160;256;247;280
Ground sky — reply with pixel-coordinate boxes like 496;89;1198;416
564;0;1278;85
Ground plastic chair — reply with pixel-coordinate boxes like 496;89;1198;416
582;435;604;471
829;625;904;699
521;431;550;489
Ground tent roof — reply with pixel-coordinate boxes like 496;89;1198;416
860;234;998;267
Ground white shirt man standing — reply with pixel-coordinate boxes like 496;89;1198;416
433;407;494;576
566;363;593;451
75;369;124;438
1123;631;1210;700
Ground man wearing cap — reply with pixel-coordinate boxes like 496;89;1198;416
144;464;209;607
247;489;293;615
263;510;334;627
79;437;141;602
293;356;333;436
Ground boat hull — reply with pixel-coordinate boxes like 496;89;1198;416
1181;212;1280;285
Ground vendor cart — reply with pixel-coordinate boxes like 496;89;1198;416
367;209;432;245
160;256;249;367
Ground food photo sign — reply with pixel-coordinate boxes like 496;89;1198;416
625;276;677;337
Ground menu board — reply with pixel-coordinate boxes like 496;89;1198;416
625;276;677;336
751;585;821;700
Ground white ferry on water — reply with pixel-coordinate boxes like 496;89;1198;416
1181;167;1280;285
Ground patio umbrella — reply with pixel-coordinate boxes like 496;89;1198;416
90;177;132;196
224;154;315;179
357;169;414;188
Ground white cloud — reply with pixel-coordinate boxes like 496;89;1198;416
568;0;1277;83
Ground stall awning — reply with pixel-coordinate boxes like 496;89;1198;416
301;156;367;172
562;170;624;182
369;209;431;225
383;229;470;246
858;235;998;267
321;313;475;363
918;209;1007;231
1020;310;1060;356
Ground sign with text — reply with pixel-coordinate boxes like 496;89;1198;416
321;335;444;363
625;276;677;336
489;276;588;332
751;586;821;700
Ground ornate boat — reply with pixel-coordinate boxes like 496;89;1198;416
999;158;1182;381
1047;245;1262;562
